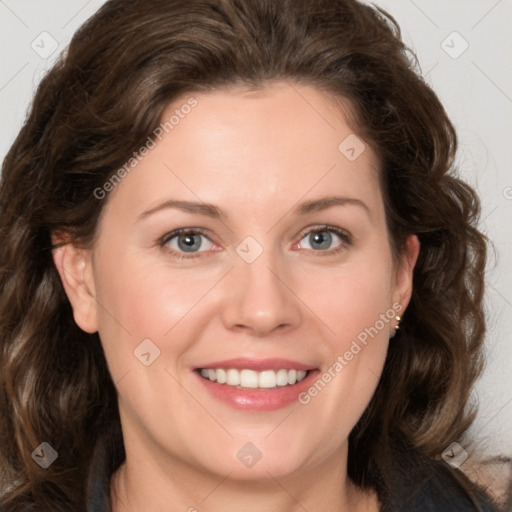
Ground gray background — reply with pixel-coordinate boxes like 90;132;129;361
1;0;511;458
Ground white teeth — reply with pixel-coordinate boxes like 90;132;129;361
259;370;276;388
287;369;297;385
216;368;227;384
276;369;289;386
226;369;240;386
199;368;309;389
240;369;258;388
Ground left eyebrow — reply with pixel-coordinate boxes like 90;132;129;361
294;196;370;217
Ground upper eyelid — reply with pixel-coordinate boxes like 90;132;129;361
297;225;350;239
161;227;211;243
161;225;350;251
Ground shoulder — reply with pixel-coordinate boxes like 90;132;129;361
401;464;498;512
384;444;503;512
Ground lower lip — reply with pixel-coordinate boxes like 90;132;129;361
195;370;319;411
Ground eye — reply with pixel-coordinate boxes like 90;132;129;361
160;228;217;259
159;225;352;261
295;225;351;255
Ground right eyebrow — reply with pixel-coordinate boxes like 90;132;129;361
137;199;227;222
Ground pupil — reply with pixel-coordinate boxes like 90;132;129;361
311;231;331;250
179;234;201;252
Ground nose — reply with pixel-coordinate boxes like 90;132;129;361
220;246;302;337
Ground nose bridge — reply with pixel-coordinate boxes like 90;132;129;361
221;235;301;335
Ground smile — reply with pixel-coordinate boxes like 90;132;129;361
198;368;309;389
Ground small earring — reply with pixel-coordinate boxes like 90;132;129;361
390;316;401;338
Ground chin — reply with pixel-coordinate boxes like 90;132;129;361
190;442;309;482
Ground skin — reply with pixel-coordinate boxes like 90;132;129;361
53;82;419;512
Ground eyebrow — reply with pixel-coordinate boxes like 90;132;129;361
137;200;226;221
137;195;369;222
295;196;369;216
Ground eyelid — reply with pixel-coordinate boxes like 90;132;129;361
159;224;352;260
159;227;219;260
159;227;213;246
295;224;352;245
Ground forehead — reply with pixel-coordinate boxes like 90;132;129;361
103;82;382;223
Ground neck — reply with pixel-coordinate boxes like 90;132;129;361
110;443;379;512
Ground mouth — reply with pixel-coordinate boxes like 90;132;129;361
193;358;319;411
197;367;309;389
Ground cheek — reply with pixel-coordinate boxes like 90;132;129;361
296;250;394;413
303;253;395;348
92;248;223;378
296;273;393;457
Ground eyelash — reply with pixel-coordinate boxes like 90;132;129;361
159;225;352;261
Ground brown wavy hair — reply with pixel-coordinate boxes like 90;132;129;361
0;0;491;510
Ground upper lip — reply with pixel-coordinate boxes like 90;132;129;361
195;358;315;372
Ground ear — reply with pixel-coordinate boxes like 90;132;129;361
52;238;98;333
392;234;420;313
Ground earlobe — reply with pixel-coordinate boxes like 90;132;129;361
393;234;420;312
52;241;98;334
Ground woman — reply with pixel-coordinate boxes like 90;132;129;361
0;0;502;510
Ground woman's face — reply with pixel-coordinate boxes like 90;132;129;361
56;82;418;483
